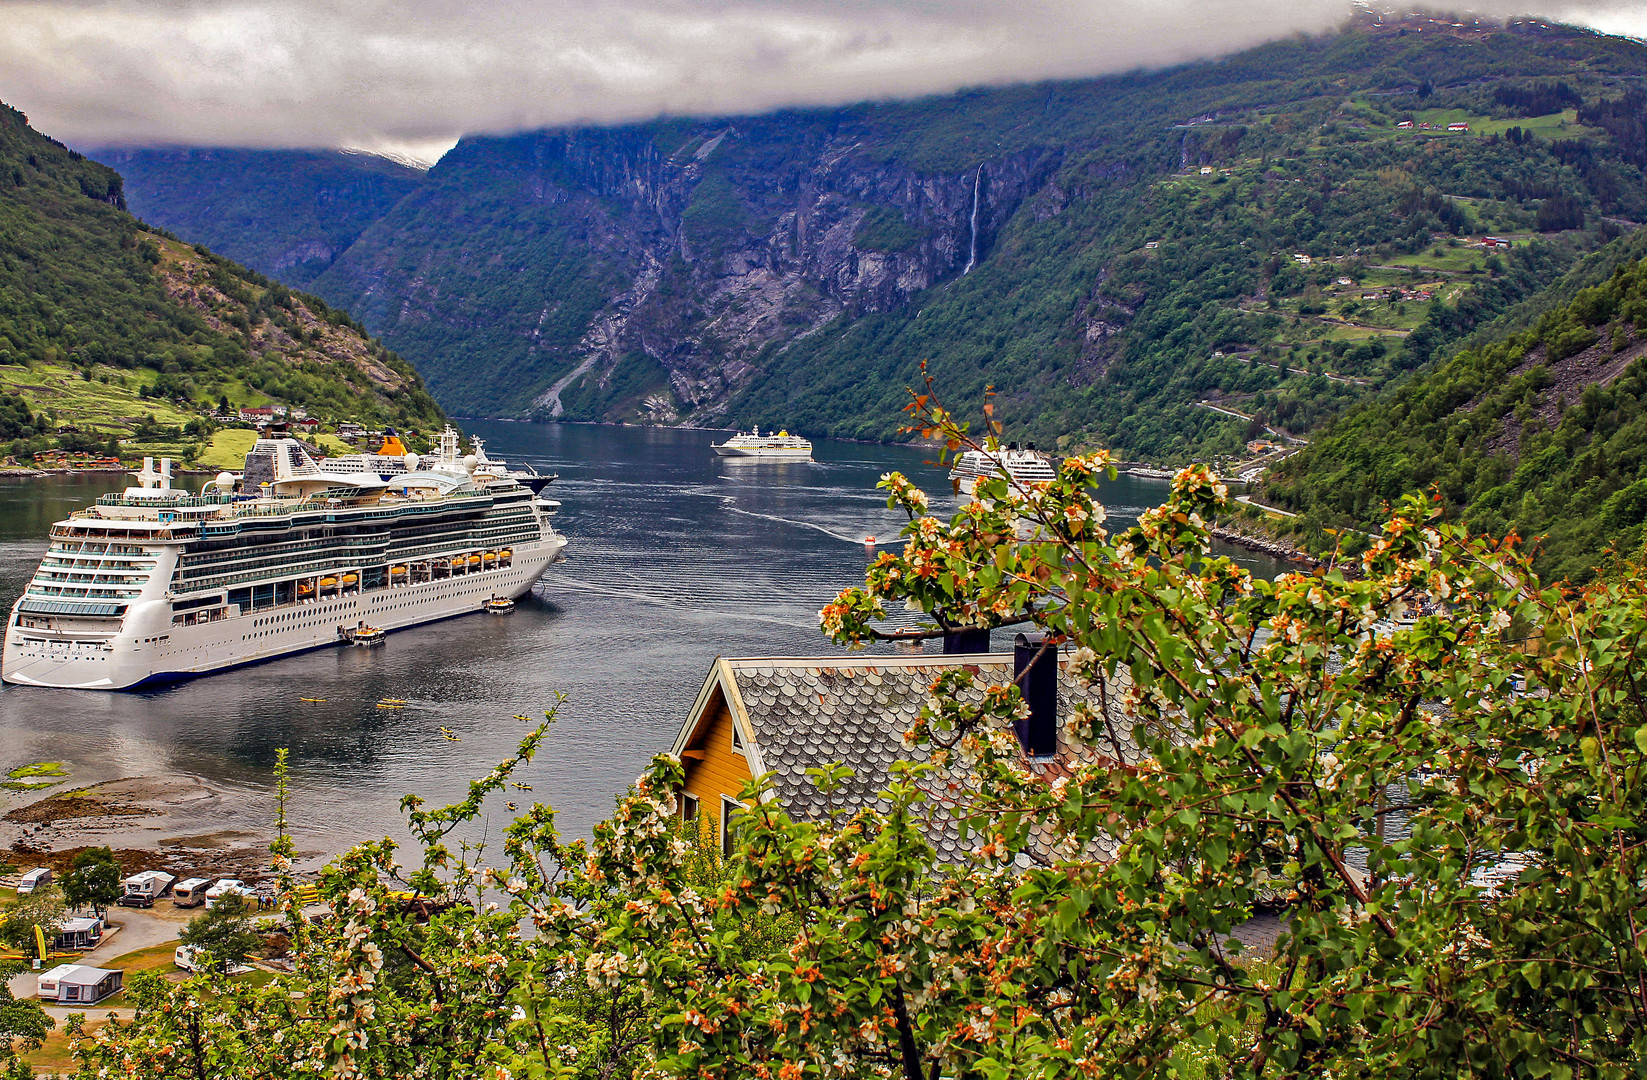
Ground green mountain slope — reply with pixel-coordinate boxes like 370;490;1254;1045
108;15;1647;462
1263;230;1647;580
0;104;443;460
91;147;424;287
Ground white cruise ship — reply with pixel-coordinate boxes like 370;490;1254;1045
948;444;1058;496
2;439;567;691
711;427;813;461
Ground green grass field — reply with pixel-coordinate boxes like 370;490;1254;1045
1;361;197;437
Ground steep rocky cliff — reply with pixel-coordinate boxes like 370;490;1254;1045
313;119;1062;421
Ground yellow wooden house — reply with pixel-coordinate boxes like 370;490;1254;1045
668;650;1142;859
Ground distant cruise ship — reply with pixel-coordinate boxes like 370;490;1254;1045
947;444;1057;496
711;427;813;461
3;439;567;690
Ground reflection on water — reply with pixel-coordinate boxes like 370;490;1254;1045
0;424;1285;859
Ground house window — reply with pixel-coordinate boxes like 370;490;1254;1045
730;720;745;754
681;792;699;822
720;795;745;856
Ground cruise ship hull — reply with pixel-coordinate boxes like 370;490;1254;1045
712;446;812;461
3;539;564;691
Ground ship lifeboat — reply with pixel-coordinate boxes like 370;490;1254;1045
449;557;466;572
499;548;512;560
319;576;339;592
342;572;359;586
344;624;385;646
297;581;315;597
481;551;497;565
466;554;482;566
389;565;408;577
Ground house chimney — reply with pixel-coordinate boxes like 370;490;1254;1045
942;628;991;654
1013;632;1058;757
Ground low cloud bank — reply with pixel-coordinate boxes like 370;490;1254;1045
1;0;1643;160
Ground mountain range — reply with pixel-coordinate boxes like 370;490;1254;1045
90;13;1647;467
0;103;443;459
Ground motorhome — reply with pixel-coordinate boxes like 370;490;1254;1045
173;945;253;975
16;867;51;894
204;879;253;908
172;877;213;908
118;870;176;907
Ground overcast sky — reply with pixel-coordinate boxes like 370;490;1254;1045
1;1;1644;163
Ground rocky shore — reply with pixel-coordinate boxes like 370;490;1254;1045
1211;522;1323;570
4;777;280;884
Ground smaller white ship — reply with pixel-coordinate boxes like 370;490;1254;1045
712;426;813;461
948;443;1057;496
423;426;557;493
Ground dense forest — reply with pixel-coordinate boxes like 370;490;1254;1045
104;15;1647;463
0;103;444;458
1265;231;1647;580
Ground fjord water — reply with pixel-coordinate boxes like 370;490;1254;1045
0;423;1284;859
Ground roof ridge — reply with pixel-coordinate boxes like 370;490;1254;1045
722;652;1024;670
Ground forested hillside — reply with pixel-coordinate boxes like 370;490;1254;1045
1265;232;1647;579
0;104;443;459
95;147;424;287
108;14;1647;459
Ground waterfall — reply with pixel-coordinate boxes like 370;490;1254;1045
963;165;983;274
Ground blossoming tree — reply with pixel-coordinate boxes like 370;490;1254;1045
73;402;1647;1079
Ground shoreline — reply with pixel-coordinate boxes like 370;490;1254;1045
1210;521;1323;569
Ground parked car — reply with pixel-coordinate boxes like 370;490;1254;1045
16;867;52;894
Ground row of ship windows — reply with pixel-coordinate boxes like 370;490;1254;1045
26;588;142;600
40;558;155;570
31;572;151;585
176;522;534;573
45;541;153;555
175;537;539;592
240;568;517;628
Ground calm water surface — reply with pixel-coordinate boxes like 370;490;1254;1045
0;423;1283;860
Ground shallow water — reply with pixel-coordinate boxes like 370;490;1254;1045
0;423;1284;862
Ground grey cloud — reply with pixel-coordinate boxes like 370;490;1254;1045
0;0;1642;157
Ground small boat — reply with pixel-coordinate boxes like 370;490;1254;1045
379;697;407;705
341;623;386;646
300;697;327;703
712;426;813;461
484;596;515;614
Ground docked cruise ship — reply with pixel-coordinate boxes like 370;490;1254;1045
2;439;567;690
